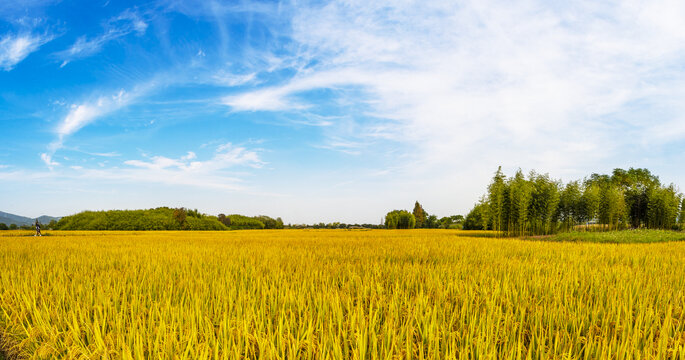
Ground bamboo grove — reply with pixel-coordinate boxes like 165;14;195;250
467;167;685;236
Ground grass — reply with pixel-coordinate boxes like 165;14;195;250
540;229;685;243
0;229;683;358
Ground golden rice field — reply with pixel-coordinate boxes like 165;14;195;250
0;229;684;359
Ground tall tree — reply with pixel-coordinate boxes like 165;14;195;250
647;185;681;229
528;172;561;235
412;201;427;228
487;166;506;235
612;168;660;228
580;182;600;230
507;170;532;236
598;184;626;230
557;181;581;231
679;198;685;230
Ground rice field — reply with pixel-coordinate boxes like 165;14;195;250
0;229;684;359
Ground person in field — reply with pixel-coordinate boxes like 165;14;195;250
35;220;41;237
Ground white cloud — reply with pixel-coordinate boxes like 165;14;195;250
41;143;265;191
125;143;263;172
222;87;300;111
58;34;114;67
221;69;366;111
7;143;265;196
0;33;51;71
212;71;256;87
209;0;685;218
42;83;154;169
56;9;147;66
225;0;685;173
40;153;60;168
57;89;130;138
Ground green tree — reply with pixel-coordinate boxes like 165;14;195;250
0;223;7;230
217;214;230;227
487;166;506;235
528;172;561;235
612;168;660;228
385;210;416;229
173;208;188;229
580;182;600;230
679;198;685;230
254;215;284;229
463;203;488;230
598;184;626;230
412;201;427;228
506;170;532;236
424;214;439;228
647;185;681;229
557;181;582;231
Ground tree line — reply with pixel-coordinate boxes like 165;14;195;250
47;208;284;231
384;202;465;229
465;167;685;236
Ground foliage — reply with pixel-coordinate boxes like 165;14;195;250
680;198;685;230
52;208;289;231
477;167;683;236
253;216;284;229
437;215;464;229
0;223;7;231
463;202;488;230
424;214;439;228
54;207;227;231
412;201;426;228
0;230;684;358
384;210;415;229
225;215;265;230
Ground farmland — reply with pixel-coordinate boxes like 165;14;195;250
0;230;684;359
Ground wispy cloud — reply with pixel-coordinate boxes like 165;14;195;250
221;69;366;111
124;143;263;172
56;9;148;67
57;89;130;139
212;71;257;87
16;143;265;191
76;150;121;158
40;153;59;169
223;0;685;177
41;82;155;168
0;33;52;70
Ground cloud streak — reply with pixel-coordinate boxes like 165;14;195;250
124;143;263;172
57;89;130;138
56;9;148;67
11;143;265;192
41;82;155;169
0;33;52;71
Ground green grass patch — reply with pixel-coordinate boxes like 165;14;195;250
538;229;685;243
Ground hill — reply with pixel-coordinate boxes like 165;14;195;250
54;207;227;231
0;211;61;226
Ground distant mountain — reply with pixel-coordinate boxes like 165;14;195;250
0;211;61;226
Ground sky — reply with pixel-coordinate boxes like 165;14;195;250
1;0;685;223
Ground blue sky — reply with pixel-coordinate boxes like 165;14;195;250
1;0;685;223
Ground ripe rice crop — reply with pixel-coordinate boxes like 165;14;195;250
0;230;684;359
